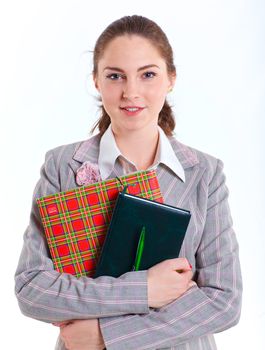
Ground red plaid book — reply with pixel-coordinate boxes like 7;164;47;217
36;170;163;278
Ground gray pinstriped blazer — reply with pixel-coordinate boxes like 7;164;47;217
15;132;242;349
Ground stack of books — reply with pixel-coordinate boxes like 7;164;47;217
37;170;163;278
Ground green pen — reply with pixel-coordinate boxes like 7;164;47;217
132;226;146;271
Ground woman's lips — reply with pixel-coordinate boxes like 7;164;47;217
120;106;145;116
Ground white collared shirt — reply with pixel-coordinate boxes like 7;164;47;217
98;124;185;182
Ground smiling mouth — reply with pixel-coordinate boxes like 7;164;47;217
120;106;145;116
120;107;145;112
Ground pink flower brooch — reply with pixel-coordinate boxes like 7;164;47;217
76;161;102;186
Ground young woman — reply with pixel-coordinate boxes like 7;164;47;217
15;15;242;350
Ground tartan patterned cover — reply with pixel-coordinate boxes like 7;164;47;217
36;170;163;278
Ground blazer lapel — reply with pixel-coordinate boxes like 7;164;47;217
157;138;205;209
68;133;125;187
72;134;101;164
68;134;101;186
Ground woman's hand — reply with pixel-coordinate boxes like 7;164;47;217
58;319;105;350
147;258;193;308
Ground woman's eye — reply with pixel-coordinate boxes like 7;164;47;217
106;71;156;80
143;71;156;79
106;73;123;80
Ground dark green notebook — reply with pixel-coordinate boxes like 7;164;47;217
94;190;191;278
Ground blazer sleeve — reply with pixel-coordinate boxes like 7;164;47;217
14;150;149;323
99;159;243;350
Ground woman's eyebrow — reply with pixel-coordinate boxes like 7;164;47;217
103;64;160;72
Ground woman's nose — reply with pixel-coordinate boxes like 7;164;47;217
122;79;140;100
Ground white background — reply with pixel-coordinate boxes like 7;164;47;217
1;0;264;349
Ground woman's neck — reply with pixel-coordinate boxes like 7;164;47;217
112;125;159;171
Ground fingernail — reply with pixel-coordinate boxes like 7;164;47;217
189;264;192;269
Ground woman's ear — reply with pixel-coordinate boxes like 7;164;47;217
167;74;176;93
93;75;100;93
169;73;177;90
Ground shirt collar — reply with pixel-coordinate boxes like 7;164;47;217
98;124;185;182
98;124;122;180
155;126;185;182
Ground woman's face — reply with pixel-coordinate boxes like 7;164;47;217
94;35;175;135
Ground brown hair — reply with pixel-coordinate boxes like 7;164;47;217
91;15;176;136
